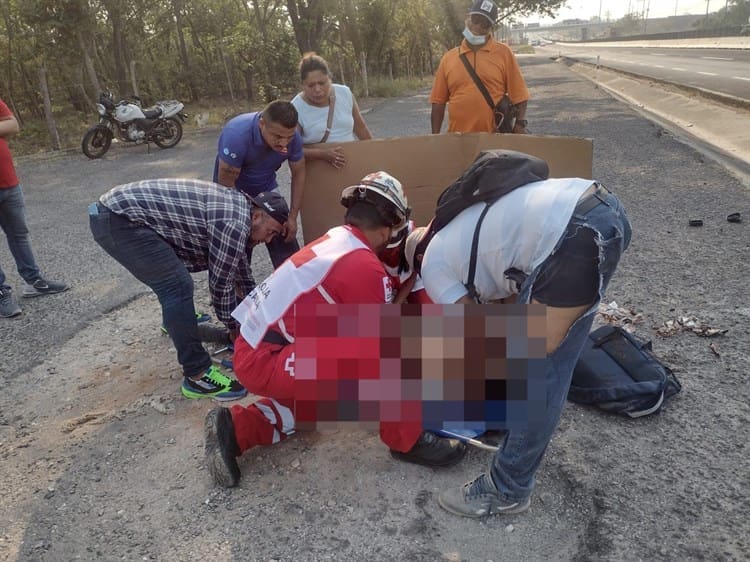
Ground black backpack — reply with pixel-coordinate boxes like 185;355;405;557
412;149;549;301
568;325;682;418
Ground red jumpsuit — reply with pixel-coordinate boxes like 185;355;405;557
230;226;423;453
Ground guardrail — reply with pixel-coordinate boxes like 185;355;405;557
558;26;746;44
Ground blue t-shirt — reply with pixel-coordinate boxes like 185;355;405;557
213;112;303;197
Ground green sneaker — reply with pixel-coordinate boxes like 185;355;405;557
181;365;247;401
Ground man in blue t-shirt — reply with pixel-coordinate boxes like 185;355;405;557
213;100;305;268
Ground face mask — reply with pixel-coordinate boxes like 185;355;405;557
463;27;487;46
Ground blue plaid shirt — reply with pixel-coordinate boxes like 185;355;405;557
100;178;255;329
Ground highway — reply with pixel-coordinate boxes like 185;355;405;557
541;44;750;100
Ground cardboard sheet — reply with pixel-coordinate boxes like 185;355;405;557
300;133;593;242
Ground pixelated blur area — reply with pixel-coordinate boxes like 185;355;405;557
294;303;547;431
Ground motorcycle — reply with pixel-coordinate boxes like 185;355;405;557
81;91;187;159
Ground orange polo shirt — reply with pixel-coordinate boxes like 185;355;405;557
430;38;530;133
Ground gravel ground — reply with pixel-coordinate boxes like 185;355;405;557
0;54;748;561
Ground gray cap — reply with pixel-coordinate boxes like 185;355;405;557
250;191;289;225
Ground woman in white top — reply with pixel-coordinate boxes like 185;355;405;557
290;53;373;169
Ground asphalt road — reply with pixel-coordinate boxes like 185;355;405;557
2;54;748;562
544;45;750;99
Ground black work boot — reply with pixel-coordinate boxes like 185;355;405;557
204;407;241;487
390;431;467;467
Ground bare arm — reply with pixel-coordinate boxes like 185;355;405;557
302;146;346;169
286;157;306;242
431;103;446;134
216;160;241;188
0;114;20;138
352;101;372;140
392;274;417;304
512;101;529;134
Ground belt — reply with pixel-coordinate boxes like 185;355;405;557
574;183;610;216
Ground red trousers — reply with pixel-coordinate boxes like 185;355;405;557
229;334;422;454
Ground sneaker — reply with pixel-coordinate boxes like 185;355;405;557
181;365;247;401
22;277;69;298
438;472;531;519
204;407;241;488
0;288;22;318
160;312;211;335
390;430;467;467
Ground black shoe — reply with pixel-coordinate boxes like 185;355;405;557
390;431;467;467
204;407;241;487
22;277;69;297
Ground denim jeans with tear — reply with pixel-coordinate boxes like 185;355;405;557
490;191;632;502
89;204;212;378
0;185;42;289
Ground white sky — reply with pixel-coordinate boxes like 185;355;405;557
520;0;727;25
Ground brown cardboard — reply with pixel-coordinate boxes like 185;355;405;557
300;133;593;242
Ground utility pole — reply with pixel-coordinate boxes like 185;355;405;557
674;0;678;17
598;0;603;21
706;0;710;17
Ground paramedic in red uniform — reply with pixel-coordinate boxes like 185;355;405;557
204;172;466;488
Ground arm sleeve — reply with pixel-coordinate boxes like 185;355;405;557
216;128;248;169
206;219;249;329
429;55;450;104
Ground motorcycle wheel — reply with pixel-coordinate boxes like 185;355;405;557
153;118;183;149
81;125;113;159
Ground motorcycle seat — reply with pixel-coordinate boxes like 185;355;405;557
142;107;163;119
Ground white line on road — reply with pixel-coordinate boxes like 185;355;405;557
697;71;718;76
701;56;733;61
653;65;665;68
732;76;750;82
671;68;687;71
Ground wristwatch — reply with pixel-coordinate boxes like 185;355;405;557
516;119;528;128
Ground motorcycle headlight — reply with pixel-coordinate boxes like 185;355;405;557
96;103;106;116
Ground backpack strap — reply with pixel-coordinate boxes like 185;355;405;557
465;203;493;302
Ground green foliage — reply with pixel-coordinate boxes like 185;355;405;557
362;76;432;98
694;0;750;28
0;0;568;151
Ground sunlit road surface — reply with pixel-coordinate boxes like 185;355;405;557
541;44;750;101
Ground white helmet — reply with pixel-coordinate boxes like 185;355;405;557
340;171;411;230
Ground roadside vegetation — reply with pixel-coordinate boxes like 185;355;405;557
0;0;565;156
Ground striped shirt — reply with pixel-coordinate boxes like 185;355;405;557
100;178;255;329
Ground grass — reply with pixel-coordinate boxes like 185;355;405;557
9;75;433;157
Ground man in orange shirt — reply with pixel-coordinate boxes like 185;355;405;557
430;0;530;134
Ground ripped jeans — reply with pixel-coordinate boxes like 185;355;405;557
490;190;632;502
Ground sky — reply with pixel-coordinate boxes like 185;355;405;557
520;0;727;25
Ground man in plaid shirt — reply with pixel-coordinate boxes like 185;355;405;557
89;178;287;401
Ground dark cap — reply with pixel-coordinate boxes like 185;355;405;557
250;191;289;225
468;0;498;24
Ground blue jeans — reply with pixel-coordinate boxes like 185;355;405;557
0;185;41;289
490;191;632;502
89;204;211;378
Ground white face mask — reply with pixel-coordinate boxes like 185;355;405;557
463;27;487;46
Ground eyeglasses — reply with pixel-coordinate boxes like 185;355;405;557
470;14;492;29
